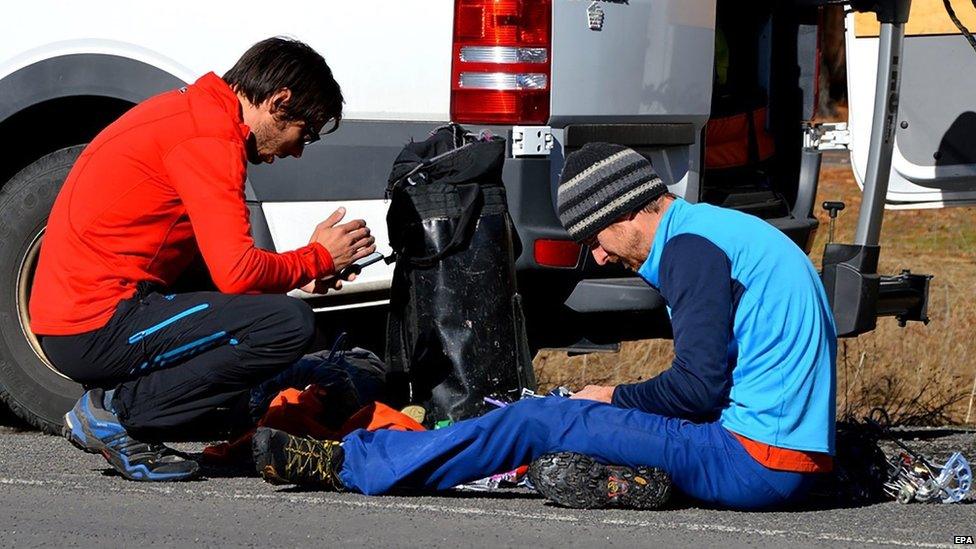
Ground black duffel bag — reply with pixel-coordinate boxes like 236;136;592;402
385;124;535;425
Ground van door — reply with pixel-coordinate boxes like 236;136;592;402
846;1;976;208
549;0;716;198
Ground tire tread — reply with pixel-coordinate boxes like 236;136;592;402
0;145;87;434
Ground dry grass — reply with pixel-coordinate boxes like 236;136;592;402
533;162;976;426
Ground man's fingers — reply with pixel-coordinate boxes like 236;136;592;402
570;385;598;400
352;245;378;260
569;385;613;403
349;235;376;250
337;219;367;233
320;207;346;228
346;226;371;241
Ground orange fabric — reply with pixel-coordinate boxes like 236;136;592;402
704;107;776;170
30;72;334;335
202;386;425;465
731;431;833;473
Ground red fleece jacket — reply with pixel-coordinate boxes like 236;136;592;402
29;73;334;335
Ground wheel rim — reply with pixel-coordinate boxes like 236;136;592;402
15;228;69;380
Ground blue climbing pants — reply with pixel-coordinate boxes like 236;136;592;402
340;397;817;509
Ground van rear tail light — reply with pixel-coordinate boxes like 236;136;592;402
451;0;552;125
459;46;548;64
458;73;548;90
534;239;582;268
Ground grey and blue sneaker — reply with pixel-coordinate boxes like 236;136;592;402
63;389;200;482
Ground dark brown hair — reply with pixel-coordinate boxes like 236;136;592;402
224;37;344;133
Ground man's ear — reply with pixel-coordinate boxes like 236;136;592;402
266;88;293;116
616;210;638;225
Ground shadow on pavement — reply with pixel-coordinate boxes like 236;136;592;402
0;404;29;431
272;484;546;502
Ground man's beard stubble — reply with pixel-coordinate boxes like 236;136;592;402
244;134;261;165
623;229;648;271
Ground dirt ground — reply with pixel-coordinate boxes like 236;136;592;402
534;156;976;427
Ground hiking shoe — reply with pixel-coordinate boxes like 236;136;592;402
252;427;345;490
63;388;114;454
62;389;200;482
528;452;672;509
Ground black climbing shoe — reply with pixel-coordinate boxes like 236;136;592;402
252;427;345;490
528;452;671;509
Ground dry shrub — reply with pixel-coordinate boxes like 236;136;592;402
830;236;976;426
533;160;976;426
535;340;673;393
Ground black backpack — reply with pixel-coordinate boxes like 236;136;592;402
385;124;535;425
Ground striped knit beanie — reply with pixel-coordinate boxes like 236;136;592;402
556;143;667;242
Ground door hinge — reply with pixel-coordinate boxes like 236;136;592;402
804;122;851;151
511;126;554;157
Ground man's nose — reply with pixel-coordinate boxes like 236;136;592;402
591;247;609;266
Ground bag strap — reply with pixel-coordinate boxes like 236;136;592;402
402;182;484;268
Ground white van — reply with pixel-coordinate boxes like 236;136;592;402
0;0;971;432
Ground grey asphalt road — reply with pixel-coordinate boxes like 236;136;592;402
0;426;973;548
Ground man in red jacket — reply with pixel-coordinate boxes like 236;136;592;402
28;37;374;481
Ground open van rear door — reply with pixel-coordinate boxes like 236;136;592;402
846;1;976;208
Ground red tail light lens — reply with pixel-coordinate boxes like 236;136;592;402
451;0;552;125
534;239;582;268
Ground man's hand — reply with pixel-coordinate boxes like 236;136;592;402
570;384;616;403
309;207;377;272
299;272;356;295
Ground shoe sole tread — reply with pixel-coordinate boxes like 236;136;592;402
528;452;672;510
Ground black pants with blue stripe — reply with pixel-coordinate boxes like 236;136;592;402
41;284;316;441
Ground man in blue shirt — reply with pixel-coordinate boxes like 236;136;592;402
251;143;837;510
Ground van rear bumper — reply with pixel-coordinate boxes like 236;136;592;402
564;278;664;313
503;154;820;314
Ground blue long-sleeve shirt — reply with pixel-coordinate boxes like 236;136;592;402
611;199;837;454
612;234;738;421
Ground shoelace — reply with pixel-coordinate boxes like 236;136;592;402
104;432;180;462
105;433;152;458
284;436;342;489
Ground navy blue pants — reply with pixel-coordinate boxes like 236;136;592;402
340;397;816;509
41;284;315;441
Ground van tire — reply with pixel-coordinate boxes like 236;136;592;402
0;146;86;434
